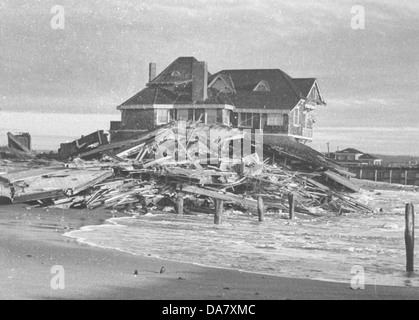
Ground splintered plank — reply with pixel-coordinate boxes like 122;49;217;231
69;171;114;195
178;185;258;210
321;170;360;193
0;167;68;184
11;169;114;203
13;190;65;204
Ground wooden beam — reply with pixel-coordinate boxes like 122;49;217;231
288;193;295;220
214;199;223;224
405;203;415;273
177;193;184;215
258;196;264;222
178;185;258;209
13;189;65;204
69;171;113;196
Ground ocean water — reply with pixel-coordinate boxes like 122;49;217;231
1;111;418;155
313;127;419;156
65;190;419;288
0;111;120;151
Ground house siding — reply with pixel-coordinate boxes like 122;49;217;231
121;109;156;131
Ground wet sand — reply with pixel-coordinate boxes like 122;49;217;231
0;203;418;300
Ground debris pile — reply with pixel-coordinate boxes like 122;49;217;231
0;122;373;218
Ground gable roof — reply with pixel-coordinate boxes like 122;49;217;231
294;78;316;97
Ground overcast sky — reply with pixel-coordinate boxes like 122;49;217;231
0;0;418;153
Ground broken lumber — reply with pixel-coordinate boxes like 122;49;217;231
7;132;33;154
178;185;258;210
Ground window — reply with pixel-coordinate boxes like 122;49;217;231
253;80;270;92
267;114;283;126
177;109;188;121
206;109;217;124
211;77;234;93
293;107;300;125
239;113;253;128
195;109;205;122
156;109;169;125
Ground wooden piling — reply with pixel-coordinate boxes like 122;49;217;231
214;199;223;225
405;203;415;272
288;193;295;220
176;193;184;215
258;196;264;222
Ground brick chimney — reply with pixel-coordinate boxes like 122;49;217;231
192;61;208;102
149;62;157;82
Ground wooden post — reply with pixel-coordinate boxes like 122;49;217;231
359;169;363;180
405;203;415;273
389;169;392;184
176;193;184;215
288;193;295;220
97;130;103;145
257;196;264;222
374;170;378;182
214;199;223;225
405;170;408;185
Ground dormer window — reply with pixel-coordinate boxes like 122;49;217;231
253;80;270;92
208;75;235;93
171;71;181;77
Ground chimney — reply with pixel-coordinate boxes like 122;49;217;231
192;61;208;102
149;62;157;82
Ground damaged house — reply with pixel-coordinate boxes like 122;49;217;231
111;57;326;144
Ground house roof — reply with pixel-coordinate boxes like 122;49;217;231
293;78;316;97
119;57;325;111
336;148;364;154
209;69;304;110
359;153;380;160
149;57;202;85
120;85;233;106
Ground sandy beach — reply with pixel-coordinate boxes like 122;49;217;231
0;201;418;300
